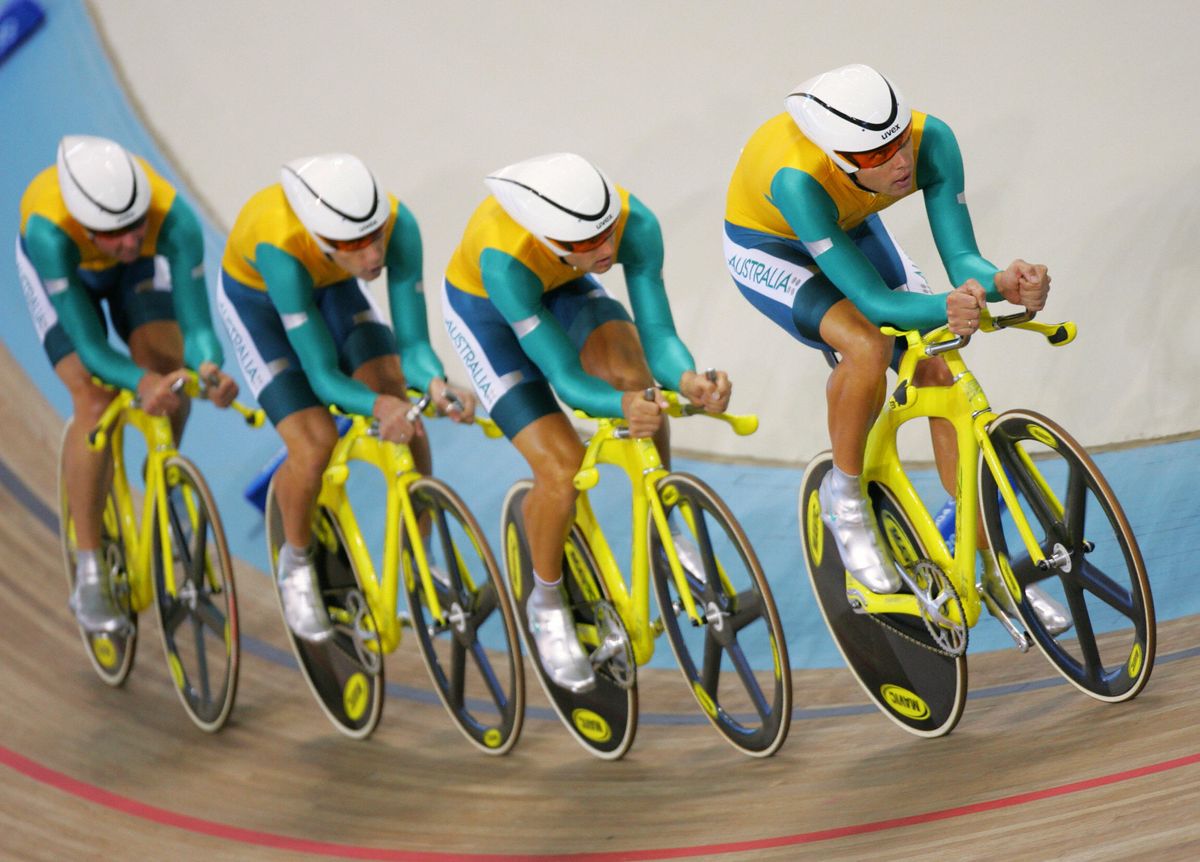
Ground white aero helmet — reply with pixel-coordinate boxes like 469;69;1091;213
56;135;151;232
485;153;620;254
785;64;912;173
280;154;388;252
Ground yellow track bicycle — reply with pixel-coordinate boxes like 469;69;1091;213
264;391;525;753
501;391;792;760
799;310;1154;737
57;372;263;732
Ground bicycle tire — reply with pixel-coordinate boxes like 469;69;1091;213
980;410;1155;702
152;455;239;732
650;472;792;757
265;478;384;739
402;477;525;755
501;480;638;760
57;419;137;687
800;452;967;738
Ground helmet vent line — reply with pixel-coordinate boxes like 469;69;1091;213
63;151;140;216
282;166;381;224
786;83;899;132
488;172;610;223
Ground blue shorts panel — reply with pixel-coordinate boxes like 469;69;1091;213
218;271;398;426
725;216;918;362
441;276;632;439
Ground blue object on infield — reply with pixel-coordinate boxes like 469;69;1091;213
0;0;45;66
934;496;956;553
243;414;352;512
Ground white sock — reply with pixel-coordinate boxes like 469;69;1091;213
532;571;560;594
280;542;311;571
828;464;864;499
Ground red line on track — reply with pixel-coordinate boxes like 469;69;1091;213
3;744;1198;860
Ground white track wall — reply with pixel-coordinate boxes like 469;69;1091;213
88;0;1200;463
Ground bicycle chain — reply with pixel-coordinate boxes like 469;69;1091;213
850;560;970;660
860;607;967;659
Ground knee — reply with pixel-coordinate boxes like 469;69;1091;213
837;329;892;375
286;423;338;480
530;451;585;503
69;383;116;427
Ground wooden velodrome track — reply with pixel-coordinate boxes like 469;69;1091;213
1;341;1198;862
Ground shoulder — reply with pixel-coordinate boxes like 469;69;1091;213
138;158;178;212
20;165;70;229
916;113;960;160
230;184;308;247
622;191;659;241
390;195;419;235
473;197;543;260
22;213;77;269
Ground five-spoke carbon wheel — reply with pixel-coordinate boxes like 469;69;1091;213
981;410;1154;702
651;473;791;757
403;477;525;755
153;456;240;732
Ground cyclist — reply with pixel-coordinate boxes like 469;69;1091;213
16;135;237;635
217;153;475;643
724;64;1068;634
442;152;730;692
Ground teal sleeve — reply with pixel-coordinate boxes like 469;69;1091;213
480;248;623;417
771;168;949;330
256;244;378;416
23;216;144;391
157;197;226;369
917;116;1002;300
616;196;694;389
384;203;443;392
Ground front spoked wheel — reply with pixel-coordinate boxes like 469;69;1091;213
58;420;137;686
265;479;384;739
980;410;1154;702
651;473;791;757
153;456;239;732
402;477;525;755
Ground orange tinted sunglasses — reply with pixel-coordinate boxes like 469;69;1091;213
321;226;386;252
836;122;913;170
548;223;616;254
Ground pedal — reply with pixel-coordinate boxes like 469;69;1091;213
979;586;1032;652
845;587;868;614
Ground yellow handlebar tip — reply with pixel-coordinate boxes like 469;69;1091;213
729;414;759;436
574;467;600;491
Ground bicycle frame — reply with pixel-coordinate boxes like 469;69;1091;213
852;310;1078;628
87;389;180;614
315;401;504;655
87;375;262;611
569;394;757;665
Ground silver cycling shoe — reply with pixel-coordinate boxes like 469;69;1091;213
819;470;900;593
277;547;333;643
69;553;128;634
983;566;1072;637
670;528;707;583
527;584;595;694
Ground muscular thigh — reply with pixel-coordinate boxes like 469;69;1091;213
579;320;653;391
127;320;184;374
353;353;406;398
